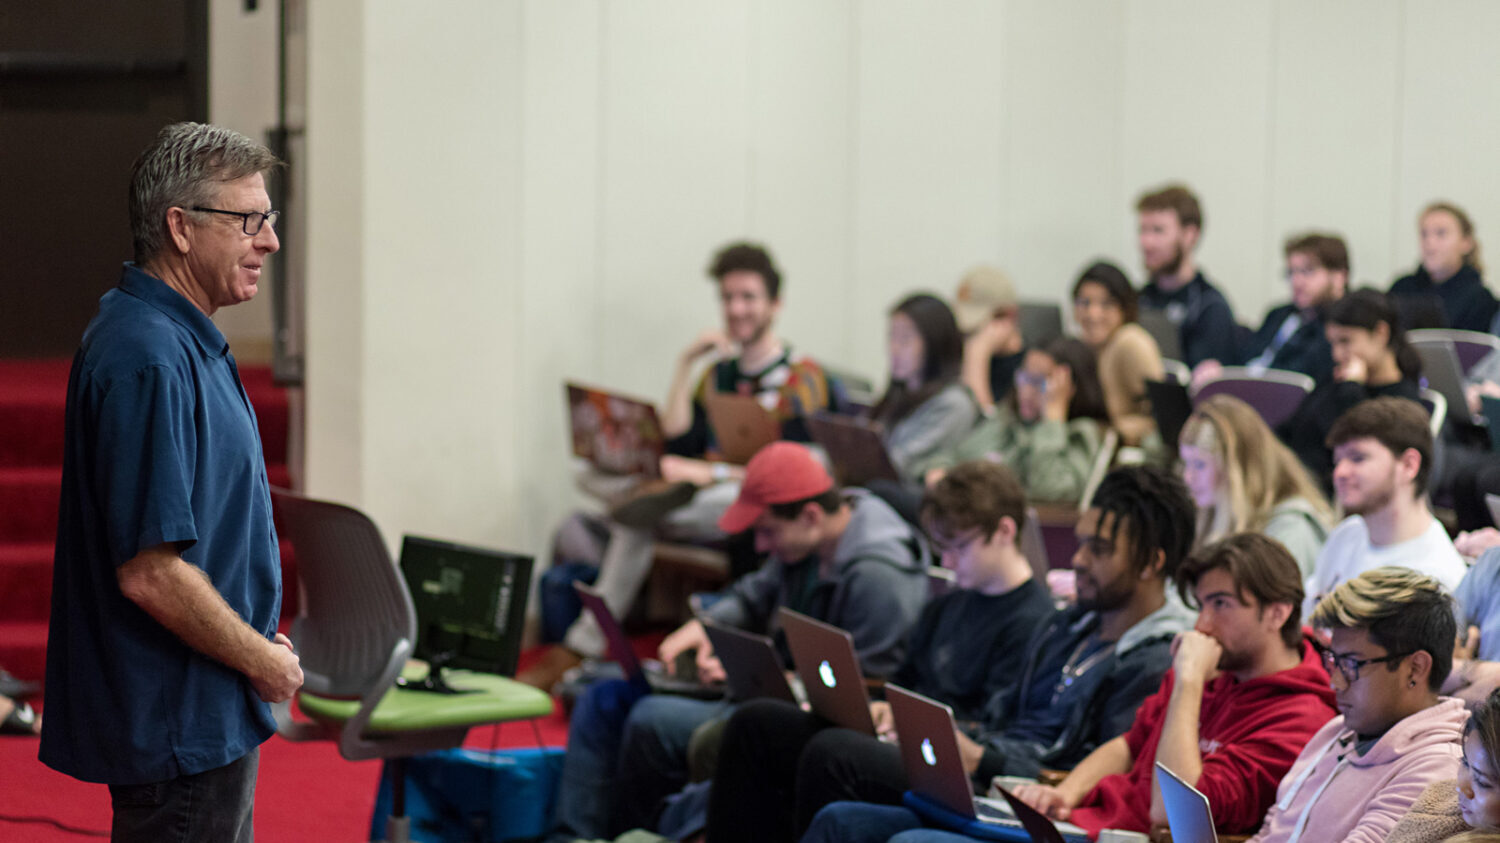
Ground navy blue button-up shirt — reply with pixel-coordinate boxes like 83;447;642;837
41;263;282;785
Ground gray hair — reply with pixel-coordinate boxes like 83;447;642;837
129;122;281;263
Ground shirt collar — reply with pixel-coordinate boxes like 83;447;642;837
118;262;230;358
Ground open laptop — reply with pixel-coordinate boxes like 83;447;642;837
1145;378;1194;452
565;382;665;477
886;684;1091;842
701;620;800;705
573;582;724;699
1414;340;1474;425
703;391;781;465
779;608;876;735
1155;762;1219;843
805;413;901;487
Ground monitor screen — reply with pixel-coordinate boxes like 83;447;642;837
399;535;533;677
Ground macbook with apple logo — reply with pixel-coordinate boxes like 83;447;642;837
778;608;875;736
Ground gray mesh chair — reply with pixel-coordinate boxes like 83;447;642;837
269;489;553;843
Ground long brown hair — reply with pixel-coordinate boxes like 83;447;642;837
1180;394;1333;544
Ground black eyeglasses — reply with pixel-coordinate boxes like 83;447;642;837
192;206;280;236
1319;647;1414;684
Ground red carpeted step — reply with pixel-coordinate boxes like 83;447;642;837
0;620;47;681
0;542;54;624
0;360;290;468
0;467;60;545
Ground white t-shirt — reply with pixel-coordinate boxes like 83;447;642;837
1303;515;1467;618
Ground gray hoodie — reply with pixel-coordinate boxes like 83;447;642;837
703;488;930;678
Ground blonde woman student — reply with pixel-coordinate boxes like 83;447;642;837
1178;394;1334;577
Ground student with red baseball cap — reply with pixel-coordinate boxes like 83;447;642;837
554;440;932;839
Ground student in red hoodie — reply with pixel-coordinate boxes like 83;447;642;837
1010;532;1337;839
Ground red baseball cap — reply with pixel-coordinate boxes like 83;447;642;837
717;442;835;534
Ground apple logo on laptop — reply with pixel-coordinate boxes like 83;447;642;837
818;660;837;688
921;738;937;766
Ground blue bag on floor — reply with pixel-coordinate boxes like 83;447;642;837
370;747;565;842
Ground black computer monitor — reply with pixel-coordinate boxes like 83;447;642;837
398;534;533;693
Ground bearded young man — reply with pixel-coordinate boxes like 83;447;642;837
1136;184;1239;368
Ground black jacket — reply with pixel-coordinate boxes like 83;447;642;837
1389;264;1498;333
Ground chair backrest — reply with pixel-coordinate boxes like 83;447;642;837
1409;328;1500;374
271;488;418;699
1419;388;1447;440
1078;428;1119;510
1017;302;1064;348
1191;367;1315;429
1020;505;1048;581
1160;358;1192;386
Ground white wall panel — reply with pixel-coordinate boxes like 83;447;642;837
1395;0;1500;284
852;0;1006;382
517;0;605;554
1121;1;1276;319
747;0;857;374
1000;0;1126;311
360;3;524;548
1268;0;1400;299
597;2;754;398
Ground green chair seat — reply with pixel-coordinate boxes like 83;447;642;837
298;667;553;733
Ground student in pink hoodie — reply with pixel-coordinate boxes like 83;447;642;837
1245;566;1466;843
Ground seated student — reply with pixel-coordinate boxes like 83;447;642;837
927;337;1108;504
552;442;929;840
1136;183;1239;368
804;533;1337;843
1302;397;1466;618
1442;548;1500;709
952;264;1026;415
1276;288;1422;485
1246;566;1465;843
1179;394;1334;578
870;293;981;483
526;241;831;689
1193;233;1347;389
1388;689;1500;843
703;461;1060;843
789;465;1198;843
1389;201;1497;334
1072;260;1165;446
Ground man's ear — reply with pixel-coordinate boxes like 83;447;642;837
1407;649;1434;689
1182;223;1201;252
993;516;1019;549
164;207;194;255
1141;547;1166;580
1397;447;1423;487
1263;601;1294;634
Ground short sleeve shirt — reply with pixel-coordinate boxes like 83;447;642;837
40;263;282;785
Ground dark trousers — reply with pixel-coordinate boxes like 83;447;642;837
108;746;258;843
706;699;907;843
1448;445;1500;530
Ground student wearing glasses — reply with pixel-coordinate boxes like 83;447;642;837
1246;566;1465;843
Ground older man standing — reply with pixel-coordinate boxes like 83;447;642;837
40;122;303;842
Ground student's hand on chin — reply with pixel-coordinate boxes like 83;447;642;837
1171;631;1223;684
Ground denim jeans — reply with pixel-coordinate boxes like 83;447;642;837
800;801;924;843
108;746;259;843
553;678;729;839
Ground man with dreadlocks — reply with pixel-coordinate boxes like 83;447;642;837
795;465;1198;843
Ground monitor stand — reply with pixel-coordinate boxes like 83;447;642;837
395;652;479;695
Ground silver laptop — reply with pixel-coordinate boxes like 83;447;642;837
701;619;800;704
1414;341;1473;424
779;608;875;735
1156;762;1219;843
886;684;1091;842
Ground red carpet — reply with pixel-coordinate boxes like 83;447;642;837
0;643;582;841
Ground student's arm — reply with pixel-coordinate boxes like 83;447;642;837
662;331;727;440
1149;632;1219;829
118;544;302;703
1020;419;1100;503
885;387;980;481
1098;327;1163;446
